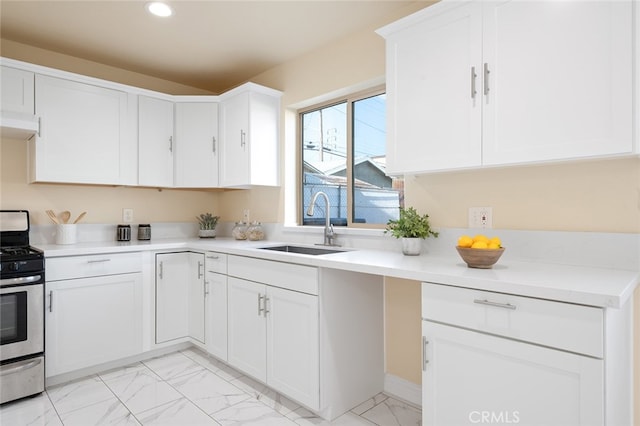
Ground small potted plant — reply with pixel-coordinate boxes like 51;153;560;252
385;207;438;255
196;212;220;238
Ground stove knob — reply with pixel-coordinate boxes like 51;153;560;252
9;262;20;272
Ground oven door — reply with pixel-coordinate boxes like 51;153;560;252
0;278;44;361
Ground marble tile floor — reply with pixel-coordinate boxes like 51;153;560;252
0;348;421;426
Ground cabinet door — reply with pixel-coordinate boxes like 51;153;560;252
139;95;174;187
206;271;227;361
33;74;127;184
266;286;319;410
175;102;219;188
1;66;34;114
219;92;250;187
482;0;633;165
384;1;482;173
155;252;190;343
422;321;604;426
188;252;206;344
45;273;143;377
227;277;266;381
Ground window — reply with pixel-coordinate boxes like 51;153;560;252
300;88;404;227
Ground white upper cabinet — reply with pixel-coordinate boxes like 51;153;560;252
31;74;136;185
0;65;38;139
138;95;174;187
380;2;483;173
174;101;219;188
219;83;282;188
481;0;634;165
377;0;635;173
1;66;34;114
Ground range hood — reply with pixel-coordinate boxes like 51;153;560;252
0;111;39;140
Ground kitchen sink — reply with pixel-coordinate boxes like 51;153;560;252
258;245;346;256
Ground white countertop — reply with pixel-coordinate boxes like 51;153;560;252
38;237;639;309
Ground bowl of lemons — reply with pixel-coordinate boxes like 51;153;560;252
456;235;505;269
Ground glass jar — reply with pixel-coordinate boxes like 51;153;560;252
247;221;265;241
232;222;248;240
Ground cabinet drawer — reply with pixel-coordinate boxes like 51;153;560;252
228;255;318;295
47;252;143;281
422;282;603;358
205;251;227;274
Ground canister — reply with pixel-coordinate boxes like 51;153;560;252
137;224;151;240
117;224;131;241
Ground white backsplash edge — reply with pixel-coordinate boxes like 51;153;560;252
30;222;639;271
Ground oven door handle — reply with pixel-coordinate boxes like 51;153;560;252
0;275;42;286
0;358;42;377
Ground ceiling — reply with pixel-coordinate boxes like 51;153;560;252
1;1;426;93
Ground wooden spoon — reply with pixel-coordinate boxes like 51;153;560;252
73;211;87;224
59;211;71;224
46;210;59;224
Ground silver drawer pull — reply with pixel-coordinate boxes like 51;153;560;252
207;255;220;260
474;299;516;310
87;259;111;264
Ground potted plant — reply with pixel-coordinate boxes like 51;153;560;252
196;212;220;238
385;207;439;255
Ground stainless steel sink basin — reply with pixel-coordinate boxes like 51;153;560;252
258;245;345;256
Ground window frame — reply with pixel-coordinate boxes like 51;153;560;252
297;85;390;229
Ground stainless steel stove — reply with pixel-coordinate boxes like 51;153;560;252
0;210;45;404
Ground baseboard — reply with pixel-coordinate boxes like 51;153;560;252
384;373;421;408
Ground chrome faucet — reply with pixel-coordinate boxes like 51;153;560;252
306;191;339;246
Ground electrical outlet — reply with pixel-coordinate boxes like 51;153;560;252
122;208;134;223
468;207;492;229
243;209;250;223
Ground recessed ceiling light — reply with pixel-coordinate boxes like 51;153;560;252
146;2;173;17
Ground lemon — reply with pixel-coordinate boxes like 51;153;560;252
487;242;501;249
471;241;488;249
489;237;502;247
458;235;473;248
473;234;489;244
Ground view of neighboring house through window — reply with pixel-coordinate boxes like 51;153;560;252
300;89;404;227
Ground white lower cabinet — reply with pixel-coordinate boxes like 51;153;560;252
227;276;320;409
266;285;319;408
205;253;228;360
226;256;384;418
421;282;608;426
155;252;204;344
45;254;143;377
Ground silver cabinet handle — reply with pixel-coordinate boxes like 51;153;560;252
159;261;164;279
206;255;219;260
204;281;210;297
422;336;429;371
49;290;53;312
212;136;216;154
87;259;111;264
0;358;42;377
471;66;477;99
258;293;265;316
473;299;516;310
37;116;42;137
198;261;204;279
169;135;173;152
240;130;246;148
264;296;270;316
483;63;490;96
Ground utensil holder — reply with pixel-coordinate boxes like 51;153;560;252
55;224;77;245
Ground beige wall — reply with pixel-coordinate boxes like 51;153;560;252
1;2;638;414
